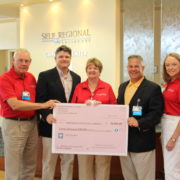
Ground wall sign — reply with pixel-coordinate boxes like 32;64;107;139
41;29;91;44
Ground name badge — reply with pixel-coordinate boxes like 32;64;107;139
132;106;142;116
22;91;30;101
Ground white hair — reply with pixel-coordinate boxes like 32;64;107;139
13;48;31;59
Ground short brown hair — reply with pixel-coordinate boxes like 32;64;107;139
86;58;103;73
55;45;71;57
163;53;180;83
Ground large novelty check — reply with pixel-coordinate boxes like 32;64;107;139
52;103;129;156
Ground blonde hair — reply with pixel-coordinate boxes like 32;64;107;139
86;58;103;73
163;53;180;83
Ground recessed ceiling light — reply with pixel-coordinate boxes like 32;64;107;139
49;0;53;2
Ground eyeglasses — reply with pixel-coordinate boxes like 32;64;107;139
17;59;31;64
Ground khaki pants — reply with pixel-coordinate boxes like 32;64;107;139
2;118;38;180
120;150;155;180
42;137;74;180
78;154;111;180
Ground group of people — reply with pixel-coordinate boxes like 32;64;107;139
0;45;179;180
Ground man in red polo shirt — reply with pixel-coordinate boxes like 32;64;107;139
0;49;57;180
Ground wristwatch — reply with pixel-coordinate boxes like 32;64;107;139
170;137;176;142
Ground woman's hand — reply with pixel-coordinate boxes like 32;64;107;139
85;100;102;105
166;139;176;151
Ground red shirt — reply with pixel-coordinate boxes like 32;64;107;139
0;67;36;118
71;79;117;104
163;79;180;116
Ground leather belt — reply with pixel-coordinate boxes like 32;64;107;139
5;116;35;121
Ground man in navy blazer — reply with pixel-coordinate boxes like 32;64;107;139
36;45;81;180
117;55;163;180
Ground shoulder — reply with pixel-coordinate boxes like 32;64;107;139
118;81;129;89
38;67;57;77
70;71;81;79
76;81;86;88
74;81;88;91
0;71;12;83
0;72;8;81
26;72;36;80
99;80;112;88
144;79;161;89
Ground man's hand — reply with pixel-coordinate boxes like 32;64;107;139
128;117;139;127
46;114;56;124
42;99;60;109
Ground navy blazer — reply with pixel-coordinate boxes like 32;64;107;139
117;78;164;152
36;67;81;138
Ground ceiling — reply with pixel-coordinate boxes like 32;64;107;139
0;0;58;21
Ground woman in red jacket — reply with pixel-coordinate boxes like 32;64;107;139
71;58;116;180
161;53;180;180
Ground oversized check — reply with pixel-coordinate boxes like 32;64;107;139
52;103;129;156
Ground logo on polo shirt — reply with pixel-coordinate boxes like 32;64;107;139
167;88;174;93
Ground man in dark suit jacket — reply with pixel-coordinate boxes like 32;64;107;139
36;45;81;180
117;55;163;180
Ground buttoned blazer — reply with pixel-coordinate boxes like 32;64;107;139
36;67;81;137
117;78;164;152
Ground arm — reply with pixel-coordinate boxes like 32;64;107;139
166;119;180;151
138;85;164;130
0;76;56;112
36;72;54;120
117;83;126;104
117;84;122;104
7;98;56;111
109;86;117;104
71;85;79;103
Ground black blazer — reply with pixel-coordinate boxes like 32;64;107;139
36;67;81;137
117;78;164;152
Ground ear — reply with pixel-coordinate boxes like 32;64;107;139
142;66;145;72
12;57;15;65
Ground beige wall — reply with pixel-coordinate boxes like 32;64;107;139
20;0;120;92
0;20;19;50
0;50;8;75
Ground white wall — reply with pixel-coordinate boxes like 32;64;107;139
0;20;19;50
20;0;117;89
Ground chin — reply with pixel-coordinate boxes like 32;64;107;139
20;69;28;73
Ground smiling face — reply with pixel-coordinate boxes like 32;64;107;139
165;56;180;80
86;63;101;80
55;50;71;70
13;52;31;75
127;58;144;83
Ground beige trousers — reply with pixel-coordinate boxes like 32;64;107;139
42;137;74;180
120;150;155;180
2;118;38;180
78;154;111;180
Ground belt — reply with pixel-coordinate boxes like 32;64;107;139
5;116;35;121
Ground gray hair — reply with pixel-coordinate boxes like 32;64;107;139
13;48;32;60
128;54;144;66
